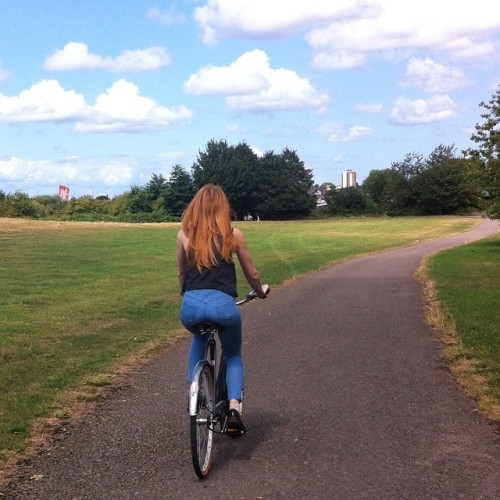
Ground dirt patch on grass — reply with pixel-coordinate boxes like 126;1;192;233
0;218;179;233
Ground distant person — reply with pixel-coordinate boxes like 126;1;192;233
176;184;269;435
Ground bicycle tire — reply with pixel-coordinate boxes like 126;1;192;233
190;363;215;479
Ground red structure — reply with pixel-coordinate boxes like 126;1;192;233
58;185;70;201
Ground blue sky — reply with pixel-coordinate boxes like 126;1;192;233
1;0;499;198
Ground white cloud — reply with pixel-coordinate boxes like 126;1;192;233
0;80;86;123
320;123;373;142
389;95;457;125
184;50;268;95
307;0;500;68
78;79;193;133
401;58;469;93
194;0;378;44
0;79;192;133
441;37;495;60
184;49;329;111
355;102;383;114
194;1;500;67
146;7;186;25
0;156;88;186
250;145;264;157
44;42;170;72
0;154;175;195
311;51;366;70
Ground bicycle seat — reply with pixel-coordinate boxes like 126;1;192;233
196;321;220;334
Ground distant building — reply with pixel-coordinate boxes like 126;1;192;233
58;185;70;201
341;170;356;188
311;182;335;210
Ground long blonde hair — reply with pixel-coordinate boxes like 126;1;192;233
181;184;237;271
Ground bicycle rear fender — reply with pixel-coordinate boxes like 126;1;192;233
189;360;212;416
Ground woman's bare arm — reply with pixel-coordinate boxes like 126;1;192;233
176;230;188;291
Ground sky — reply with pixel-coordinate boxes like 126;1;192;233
0;0;499;199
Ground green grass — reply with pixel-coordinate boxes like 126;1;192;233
426;233;500;418
239;217;477;284
0;225;179;459
0;216;479;462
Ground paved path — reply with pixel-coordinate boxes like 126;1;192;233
2;219;499;499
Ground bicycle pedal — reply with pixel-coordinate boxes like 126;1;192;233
225;410;246;437
226;427;245;437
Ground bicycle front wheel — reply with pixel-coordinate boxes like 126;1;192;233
190;363;215;479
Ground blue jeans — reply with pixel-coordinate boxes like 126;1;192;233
180;289;243;401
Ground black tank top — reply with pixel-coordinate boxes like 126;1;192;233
182;244;237;297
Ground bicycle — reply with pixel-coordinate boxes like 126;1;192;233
188;289;263;479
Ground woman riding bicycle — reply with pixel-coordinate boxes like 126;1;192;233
177;184;268;435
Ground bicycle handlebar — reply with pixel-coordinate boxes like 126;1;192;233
236;285;270;306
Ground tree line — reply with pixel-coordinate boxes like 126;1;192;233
1;86;499;221
324;144;482;217
0;142;316;222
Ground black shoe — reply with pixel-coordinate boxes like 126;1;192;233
226;409;246;437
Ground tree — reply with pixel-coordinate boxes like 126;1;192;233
123;174;169;216
325;187;370;216
412;161;472;215
0;189;7;216
318;182;335;195
146;173;168;199
33;195;65;217
192;139;260;219
412;145;476;215
166;165;195;216
108;193;129;217
192;139;231;187
391;151;425;181
63;195;97;216
389;152;425;213
223;142;261;218
3;191;39;218
463;85;500;219
427;143;455;165
363;145;479;216
362;168;407;215
255;148;315;220
125;184;154;214
192;140;315;219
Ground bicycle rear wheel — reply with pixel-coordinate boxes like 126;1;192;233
190;363;215;478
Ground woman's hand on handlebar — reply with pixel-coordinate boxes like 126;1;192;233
239;286;270;305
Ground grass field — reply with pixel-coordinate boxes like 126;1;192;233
0;216;481;464
424;232;500;420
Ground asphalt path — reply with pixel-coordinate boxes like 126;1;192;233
2;219;499;499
